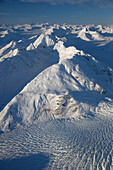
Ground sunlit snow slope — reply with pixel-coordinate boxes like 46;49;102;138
0;23;113;131
0;23;113;169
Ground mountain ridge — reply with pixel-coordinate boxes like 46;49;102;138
0;23;113;132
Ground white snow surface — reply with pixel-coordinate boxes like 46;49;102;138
0;23;113;169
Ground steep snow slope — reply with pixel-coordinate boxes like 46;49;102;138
0;39;113;132
0;31;58;111
0;23;113;127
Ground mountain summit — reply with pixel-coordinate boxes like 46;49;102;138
0;24;113;131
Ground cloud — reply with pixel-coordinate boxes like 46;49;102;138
2;0;113;7
0;12;11;15
21;0;89;4
20;0;113;6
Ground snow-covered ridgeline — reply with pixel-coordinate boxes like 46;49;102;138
0;24;113;132
0;37;113;131
0;31;59;112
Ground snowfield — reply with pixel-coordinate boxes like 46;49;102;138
0;23;113;169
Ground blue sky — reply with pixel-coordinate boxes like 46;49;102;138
0;0;113;25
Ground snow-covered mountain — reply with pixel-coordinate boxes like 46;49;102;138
0;23;113;169
0;23;113;132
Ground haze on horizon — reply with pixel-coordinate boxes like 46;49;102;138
0;0;113;25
